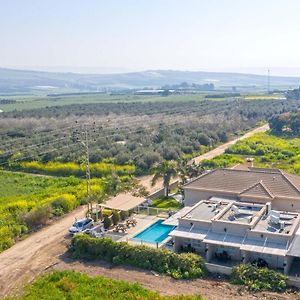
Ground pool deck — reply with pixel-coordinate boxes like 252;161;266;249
114;214;160;243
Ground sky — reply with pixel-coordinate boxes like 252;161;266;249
1;0;300;75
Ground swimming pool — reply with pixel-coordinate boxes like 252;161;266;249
132;219;174;244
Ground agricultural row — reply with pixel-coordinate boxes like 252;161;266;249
2;98;300;173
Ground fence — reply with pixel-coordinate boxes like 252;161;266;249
133;205;171;217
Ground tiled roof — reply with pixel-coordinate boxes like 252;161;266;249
184;168;300;199
239;181;274;198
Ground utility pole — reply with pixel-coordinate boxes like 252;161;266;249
73;123;92;214
83;125;92;213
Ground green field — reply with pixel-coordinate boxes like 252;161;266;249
0;171;87;251
0;93;209;112
222;132;300;174
8;271;202;300
0;91;286;112
0;170;132;252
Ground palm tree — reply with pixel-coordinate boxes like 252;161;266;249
177;158;189;185
151;160;177;198
187;160;204;180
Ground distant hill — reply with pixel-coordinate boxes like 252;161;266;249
0;68;299;94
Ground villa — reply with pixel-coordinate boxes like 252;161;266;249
183;167;300;211
167;167;300;274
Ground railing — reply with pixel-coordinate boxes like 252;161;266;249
133;205;172;216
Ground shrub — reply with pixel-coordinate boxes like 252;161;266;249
120;210;129;221
101;209;112;219
111;210;120;225
0;226;14;252
231;264;287;292
20;205;52;230
103;216;112;229
71;234;206;279
51;195;78;216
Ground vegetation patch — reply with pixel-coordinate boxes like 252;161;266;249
71;234;206;279
15;161;136;177
0;171;133;252
201;154;244;169
7;270;203;300
150;196;181;210
2;98;298;174
231;264;287;292
225;132;300;175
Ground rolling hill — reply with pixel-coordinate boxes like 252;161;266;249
0;68;299;94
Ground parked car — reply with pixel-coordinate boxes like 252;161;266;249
69;218;94;235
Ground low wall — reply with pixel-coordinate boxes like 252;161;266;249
287;276;300;289
205;263;232;276
148;180;179;200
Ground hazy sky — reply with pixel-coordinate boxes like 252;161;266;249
1;0;300;75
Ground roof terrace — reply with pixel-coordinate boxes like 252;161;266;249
254;211;299;235
219;203;264;224
182;200;229;221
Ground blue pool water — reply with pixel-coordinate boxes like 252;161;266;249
132;219;174;244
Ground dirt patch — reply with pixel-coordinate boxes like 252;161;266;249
51;252;298;300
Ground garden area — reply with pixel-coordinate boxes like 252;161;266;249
149;196;182;210
71;234;206;279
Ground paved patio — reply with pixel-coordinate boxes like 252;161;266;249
107;214;160;244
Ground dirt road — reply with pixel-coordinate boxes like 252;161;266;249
193;123;269;164
0;124;271;299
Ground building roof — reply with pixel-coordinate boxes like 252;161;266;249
184;168;300;199
240;238;289;256
239;181;274;199
169;226;208;240
203;232;245;248
100;193;145;211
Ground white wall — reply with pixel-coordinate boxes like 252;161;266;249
272;198;300;212
184;189;237;206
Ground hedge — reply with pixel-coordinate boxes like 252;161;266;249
231;264;287;292
71;234;206;279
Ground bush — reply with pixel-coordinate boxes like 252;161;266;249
231;264;287;292
20;205;52;230
71;234;206;279
120;210;129;221
51;195;78;216
111;210;120;225
103;216;112;229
